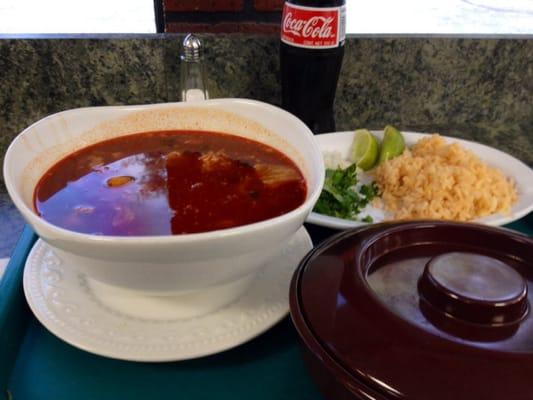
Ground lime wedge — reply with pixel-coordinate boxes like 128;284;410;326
352;129;380;171
378;125;405;164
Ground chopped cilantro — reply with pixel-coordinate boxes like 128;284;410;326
313;164;379;221
361;215;374;223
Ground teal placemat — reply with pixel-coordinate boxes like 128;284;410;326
2;215;532;400
505;216;533;236
1;227;322;400
0;226;37;395
8;317;319;400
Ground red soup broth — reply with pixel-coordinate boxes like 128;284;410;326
34;130;307;235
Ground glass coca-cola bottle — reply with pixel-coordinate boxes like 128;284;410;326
280;0;346;134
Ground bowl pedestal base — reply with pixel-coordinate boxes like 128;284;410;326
87;272;257;321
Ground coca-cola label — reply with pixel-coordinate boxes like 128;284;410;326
281;3;346;49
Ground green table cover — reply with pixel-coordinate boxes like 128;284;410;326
1;216;532;400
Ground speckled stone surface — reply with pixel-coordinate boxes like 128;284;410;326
0;38;167;174
0;192;25;257
0;35;532;256
335;38;533;165
339;39;532;127
166;36;281;103
1;36;531;172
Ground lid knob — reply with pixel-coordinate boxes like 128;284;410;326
418;252;528;326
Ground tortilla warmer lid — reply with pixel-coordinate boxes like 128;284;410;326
290;221;533;400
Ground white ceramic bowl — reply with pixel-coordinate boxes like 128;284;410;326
4;99;324;311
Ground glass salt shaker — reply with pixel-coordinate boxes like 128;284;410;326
180;34;209;102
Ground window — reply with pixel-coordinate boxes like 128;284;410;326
346;0;533;34
0;0;156;33
1;0;532;34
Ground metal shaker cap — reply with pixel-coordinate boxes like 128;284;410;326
181;34;203;62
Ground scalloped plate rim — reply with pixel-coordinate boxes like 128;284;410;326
23;227;313;362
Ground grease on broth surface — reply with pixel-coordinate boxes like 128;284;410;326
34;130;307;235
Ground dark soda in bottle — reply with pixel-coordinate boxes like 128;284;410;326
280;0;346;134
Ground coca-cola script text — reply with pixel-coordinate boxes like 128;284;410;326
281;3;344;48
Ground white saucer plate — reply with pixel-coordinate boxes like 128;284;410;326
23;227;312;362
307;131;533;230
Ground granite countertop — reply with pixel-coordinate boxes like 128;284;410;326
1;35;531;169
0;192;24;258
1;34;532;258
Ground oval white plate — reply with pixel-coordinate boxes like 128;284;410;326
23;227;312;362
307;131;533;229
